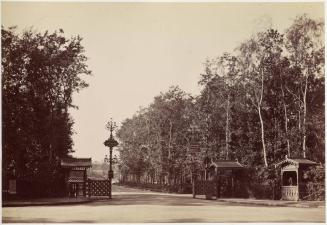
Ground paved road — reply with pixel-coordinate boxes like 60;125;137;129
2;185;325;223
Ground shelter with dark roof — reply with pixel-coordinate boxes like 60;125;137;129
194;159;245;200
61;157;92;197
209;160;244;170
208;160;244;199
275;155;318;201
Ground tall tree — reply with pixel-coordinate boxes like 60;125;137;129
2;27;91;196
238;29;284;167
199;53;240;160
285;15;324;158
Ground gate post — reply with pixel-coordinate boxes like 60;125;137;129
104;118;118;199
108;180;111;198
86;179;89;198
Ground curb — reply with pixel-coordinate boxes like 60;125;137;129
216;199;322;208
3;199;93;207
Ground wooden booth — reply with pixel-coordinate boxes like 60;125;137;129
195;160;244;199
275;156;318;201
209;160;244;199
61;157;92;197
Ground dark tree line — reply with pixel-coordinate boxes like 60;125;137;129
117;15;324;198
2;27;91;197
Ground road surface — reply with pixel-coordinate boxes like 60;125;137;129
2;185;325;223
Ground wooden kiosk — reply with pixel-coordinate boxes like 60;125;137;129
275;156;318;201
208;160;244;199
194;160;244;199
61;157;92;197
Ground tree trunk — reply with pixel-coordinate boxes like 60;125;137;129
258;106;268;167
281;86;290;157
225;93;230;160
49;105;54;163
258;72;268;167
302;74;308;158
298;110;302;130
168;121;173;185
274;116;277;161
179;168;183;192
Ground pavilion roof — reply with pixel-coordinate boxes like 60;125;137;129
210;160;244;169
275;157;318;168
61;157;92;168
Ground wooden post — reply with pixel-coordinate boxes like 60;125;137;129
216;171;220;199
192;173;196;198
281;170;284;200
83;169;87;197
66;171;71;197
216;178;220;199
231;172;235;198
296;169;299;201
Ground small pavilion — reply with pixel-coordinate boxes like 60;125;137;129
193;159;245;199
207;160;244;198
275;156;318;201
61;157;92;197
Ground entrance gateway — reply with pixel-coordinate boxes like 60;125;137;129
61;157;111;197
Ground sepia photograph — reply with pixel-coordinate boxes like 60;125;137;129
1;1;325;223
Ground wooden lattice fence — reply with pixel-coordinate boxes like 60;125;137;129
87;179;111;197
195;180;216;195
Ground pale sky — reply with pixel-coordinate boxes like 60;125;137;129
2;2;324;162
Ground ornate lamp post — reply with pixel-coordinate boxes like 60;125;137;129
104;118;119;199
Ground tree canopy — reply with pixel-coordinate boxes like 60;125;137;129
2;27;91;196
116;15;324;197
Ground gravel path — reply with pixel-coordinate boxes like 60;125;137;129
3;185;325;223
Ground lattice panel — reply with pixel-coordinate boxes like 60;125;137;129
195;180;205;195
195;180;216;195
87;179;111;196
68;170;84;183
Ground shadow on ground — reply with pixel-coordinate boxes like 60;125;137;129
145;218;206;223
3;217;95;223
87;194;255;207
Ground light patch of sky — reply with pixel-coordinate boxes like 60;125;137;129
2;2;324;162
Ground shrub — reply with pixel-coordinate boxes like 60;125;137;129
303;166;325;201
248;166;281;200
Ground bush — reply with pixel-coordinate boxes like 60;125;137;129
15;172;66;198
303;166;325;201
247;167;281;200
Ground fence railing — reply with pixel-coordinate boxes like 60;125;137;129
87;179;110;197
281;186;298;201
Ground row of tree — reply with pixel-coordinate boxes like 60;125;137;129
2;27;91;197
116;15;324;197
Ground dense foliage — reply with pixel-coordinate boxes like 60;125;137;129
303;166;325;200
2;27;91;197
117;15;324;199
